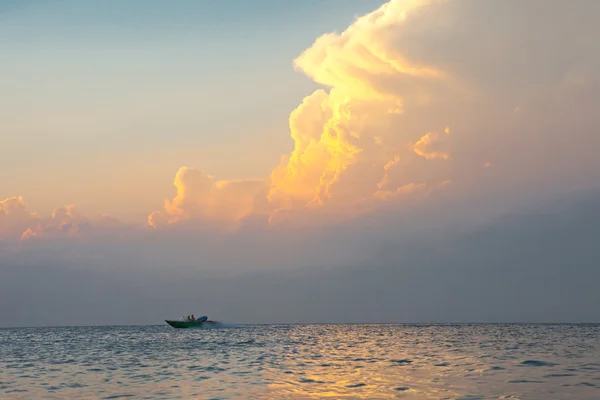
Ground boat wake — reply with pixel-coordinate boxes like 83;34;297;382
204;322;239;329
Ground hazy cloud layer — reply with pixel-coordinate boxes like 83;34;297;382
2;189;599;326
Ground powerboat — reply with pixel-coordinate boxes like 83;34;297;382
165;315;220;329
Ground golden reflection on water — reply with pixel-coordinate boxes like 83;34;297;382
260;325;463;399
1;324;599;399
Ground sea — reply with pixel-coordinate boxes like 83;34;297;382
1;324;599;399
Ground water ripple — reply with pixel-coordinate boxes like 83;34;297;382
0;324;599;399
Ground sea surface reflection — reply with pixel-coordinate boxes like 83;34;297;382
1;324;599;399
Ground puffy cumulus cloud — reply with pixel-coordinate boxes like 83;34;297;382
150;0;600;231
0;197;37;239
151;0;456;229
266;0;463;220
147;167;269;231
20;205;89;242
411;128;451;160
0;196;123;245
291;0;465;107
266;88;418;214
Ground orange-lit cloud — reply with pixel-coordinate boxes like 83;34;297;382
268;0;458;219
147;167;269;231
0;196;121;244
149;0;456;229
0;197;37;240
7;0;599;246
411;128;451;161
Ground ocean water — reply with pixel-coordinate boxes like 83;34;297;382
1;324;599;399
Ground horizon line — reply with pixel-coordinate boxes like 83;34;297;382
2;321;599;329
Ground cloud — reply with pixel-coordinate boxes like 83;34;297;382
282;0;600;211
292;0;452;105
0;196;123;245
151;0;462;229
147;167;269;231
411;127;451;160
0;196;37;239
148;0;600;230
9;0;600;242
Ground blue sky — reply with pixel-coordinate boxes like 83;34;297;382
1;0;385;218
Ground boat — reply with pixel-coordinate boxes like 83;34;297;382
165;315;220;329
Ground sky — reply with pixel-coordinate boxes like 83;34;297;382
1;0;600;325
1;0;387;220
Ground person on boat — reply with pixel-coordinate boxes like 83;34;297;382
191;314;195;321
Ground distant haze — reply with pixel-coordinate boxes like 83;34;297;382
1;189;599;327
